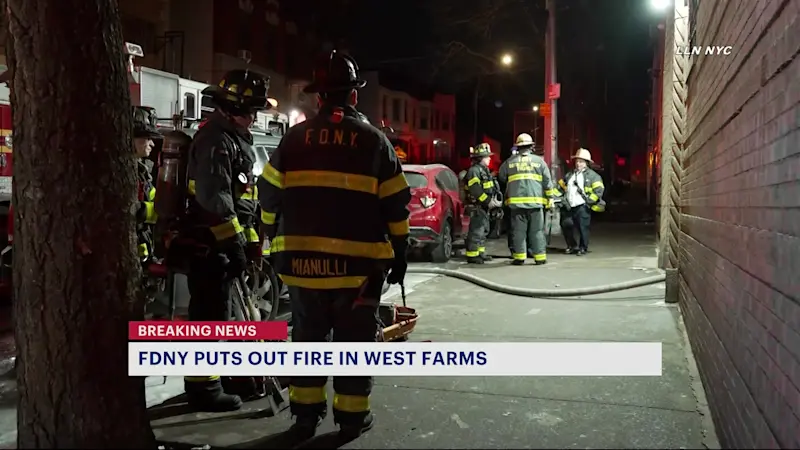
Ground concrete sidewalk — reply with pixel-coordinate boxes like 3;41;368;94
150;223;720;449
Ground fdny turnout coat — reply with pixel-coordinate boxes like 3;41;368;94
185;112;260;247
497;152;556;209
257;105;411;290
136;158;158;257
555;168;606;212
463;163;497;207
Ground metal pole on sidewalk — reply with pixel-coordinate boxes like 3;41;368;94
544;0;562;242
546;0;559;180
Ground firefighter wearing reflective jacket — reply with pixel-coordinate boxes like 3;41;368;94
463;143;500;264
182;69;271;412
133;106;161;259
497;133;556;265
554;148;606;255
258;50;411;440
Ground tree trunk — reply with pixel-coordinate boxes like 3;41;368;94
6;0;155;447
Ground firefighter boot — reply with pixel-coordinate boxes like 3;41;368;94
185;377;243;412
339;412;375;440
222;376;266;402
480;253;493;262
467;256;485;264
288;415;323;440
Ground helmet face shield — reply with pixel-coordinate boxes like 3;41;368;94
132;106;162;139
204;69;272;116
470;143;492;158
304;50;367;94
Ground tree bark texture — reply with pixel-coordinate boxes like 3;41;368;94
6;0;155;447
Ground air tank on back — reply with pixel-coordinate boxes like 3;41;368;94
153;114;192;245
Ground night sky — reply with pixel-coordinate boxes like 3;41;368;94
338;0;657;168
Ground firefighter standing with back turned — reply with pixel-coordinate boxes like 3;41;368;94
258;50;411;441
182;69;271;412
498;133;556;265
463;143;501;264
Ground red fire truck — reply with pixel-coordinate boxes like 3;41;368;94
0;42;290;300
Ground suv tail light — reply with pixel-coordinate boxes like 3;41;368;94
420;192;437;208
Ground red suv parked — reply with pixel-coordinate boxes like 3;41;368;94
403;164;469;262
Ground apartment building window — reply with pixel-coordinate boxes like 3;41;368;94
432;110;439;130
442;112;450;131
382;96;388;119
419;107;429;130
392;99;401;122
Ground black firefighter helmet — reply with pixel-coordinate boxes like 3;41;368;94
470;143;492;158
304;50;367;94
132;106;162;140
202;69;271;116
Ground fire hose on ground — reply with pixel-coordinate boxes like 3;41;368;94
403;266;668;298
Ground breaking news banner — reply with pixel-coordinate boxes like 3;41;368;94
129;321;289;341
129;323;663;377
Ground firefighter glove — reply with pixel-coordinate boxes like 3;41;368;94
246;242;262;262
488;198;503;209
225;242;248;279
386;237;408;285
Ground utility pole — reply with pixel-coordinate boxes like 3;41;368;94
542;0;562;241
544;0;559;180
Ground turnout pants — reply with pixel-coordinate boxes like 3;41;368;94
184;252;232;388
561;204;591;251
465;207;491;258
509;208;546;263
288;272;384;426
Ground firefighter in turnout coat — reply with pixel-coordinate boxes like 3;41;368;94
498;133;556;265
258;50;411;440
183;69;271;412
463;143;501;264
555;148;606;255
133;106;161;259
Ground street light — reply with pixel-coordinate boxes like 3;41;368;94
473;52;514;142
650;0;670;10
532;105;539;112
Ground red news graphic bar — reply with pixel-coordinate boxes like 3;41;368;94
128;321;289;341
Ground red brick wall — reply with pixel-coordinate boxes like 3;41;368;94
680;0;800;448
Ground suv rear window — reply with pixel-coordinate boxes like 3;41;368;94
404;172;428;189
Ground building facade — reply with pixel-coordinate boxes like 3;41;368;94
119;0;319;117
653;1;800;447
358;71;457;165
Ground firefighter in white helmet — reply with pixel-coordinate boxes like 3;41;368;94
497;133;556;265
554;148;606;255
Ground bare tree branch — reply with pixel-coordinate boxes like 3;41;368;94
424;0;547;90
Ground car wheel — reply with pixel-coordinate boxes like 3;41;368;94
256;259;280;321
429;218;453;263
